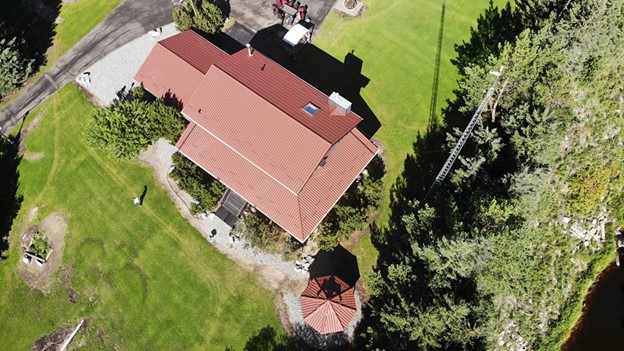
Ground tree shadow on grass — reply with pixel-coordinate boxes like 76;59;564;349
0;0;61;71
0;133;23;259
228;325;292;351
452;0;523;76
370;121;448;252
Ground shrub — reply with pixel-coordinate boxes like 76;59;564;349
170;152;225;214
316;164;384;250
233;210;303;259
84;90;186;159
0;36;33;98
173;0;224;34
30;232;51;259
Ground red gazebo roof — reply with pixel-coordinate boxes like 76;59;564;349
300;276;357;334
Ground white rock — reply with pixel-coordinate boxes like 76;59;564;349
561;216;571;225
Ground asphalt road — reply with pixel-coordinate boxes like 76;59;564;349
0;0;174;132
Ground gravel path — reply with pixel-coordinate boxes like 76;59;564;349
78;23;179;106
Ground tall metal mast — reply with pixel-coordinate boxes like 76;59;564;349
425;66;504;199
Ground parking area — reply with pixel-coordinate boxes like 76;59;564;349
78;0;338;106
229;0;336;32
77;23;179;106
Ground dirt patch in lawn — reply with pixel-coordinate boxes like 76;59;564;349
16;112;46;161
19;212;68;291
23;151;45;161
17;113;43;150
32;324;74;351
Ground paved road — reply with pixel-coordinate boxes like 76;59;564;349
0;0;174;132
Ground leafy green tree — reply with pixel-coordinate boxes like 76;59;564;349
0;36;33;98
85;94;185;159
362;202;487;350
316;171;383;250
363;0;624;349
173;0;224;34
30;232;51;258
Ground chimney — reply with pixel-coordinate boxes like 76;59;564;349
328;92;352;116
246;43;253;57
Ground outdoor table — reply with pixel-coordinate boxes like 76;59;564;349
281;4;297;16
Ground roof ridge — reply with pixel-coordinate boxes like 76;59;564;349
212;62;333;146
214;50;357;144
208;64;331;193
296;194;307;243
182;116;300;196
159;31;230;73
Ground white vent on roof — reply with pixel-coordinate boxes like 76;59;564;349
328;92;351;116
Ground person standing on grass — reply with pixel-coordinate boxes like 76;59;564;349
133;197;141;206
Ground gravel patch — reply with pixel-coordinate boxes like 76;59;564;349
333;0;365;17
77;23;179;106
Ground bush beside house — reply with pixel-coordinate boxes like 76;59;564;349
84;88;186;159
233;210;303;260
317;156;384;250
172;0;225;34
170;152;225;215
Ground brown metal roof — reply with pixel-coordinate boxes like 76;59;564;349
134;31;228;105
139;30;378;241
183;66;329;194
300;276;356;334
215;49;362;144
177;124;376;242
158;30;228;74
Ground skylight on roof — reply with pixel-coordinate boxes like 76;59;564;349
303;103;320;115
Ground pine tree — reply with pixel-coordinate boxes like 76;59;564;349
0;36;33;98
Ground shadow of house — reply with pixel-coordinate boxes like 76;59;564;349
203;23;380;138
231;24;381;138
1;0;61;72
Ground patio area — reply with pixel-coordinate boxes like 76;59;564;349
229;0;336;32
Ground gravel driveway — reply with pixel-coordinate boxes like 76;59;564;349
77;23;179;105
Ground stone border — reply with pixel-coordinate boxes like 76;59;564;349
333;0;365;17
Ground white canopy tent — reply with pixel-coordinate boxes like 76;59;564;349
283;23;310;47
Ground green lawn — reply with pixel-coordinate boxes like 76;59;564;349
314;0;506;276
45;0;121;67
0;0;120;108
0;84;282;349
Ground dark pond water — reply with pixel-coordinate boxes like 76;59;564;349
563;263;624;351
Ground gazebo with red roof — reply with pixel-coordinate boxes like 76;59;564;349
135;30;378;242
300;275;357;335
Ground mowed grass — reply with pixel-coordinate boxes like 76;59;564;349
0;0;120;108
45;0;121;66
314;0;505;275
0;84;282;349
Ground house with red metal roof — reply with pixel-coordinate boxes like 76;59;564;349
135;30;377;242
